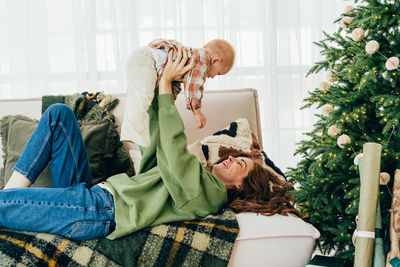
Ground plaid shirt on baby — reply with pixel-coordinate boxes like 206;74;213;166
149;39;210;110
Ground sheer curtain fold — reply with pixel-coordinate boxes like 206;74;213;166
0;0;348;170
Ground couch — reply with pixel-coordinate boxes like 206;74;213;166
0;88;320;266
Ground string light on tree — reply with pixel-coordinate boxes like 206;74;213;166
288;0;400;260
350;28;400;73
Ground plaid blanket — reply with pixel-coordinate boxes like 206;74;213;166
0;208;238;267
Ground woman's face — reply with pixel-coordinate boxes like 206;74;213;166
212;156;255;189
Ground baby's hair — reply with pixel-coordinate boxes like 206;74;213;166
204;39;235;71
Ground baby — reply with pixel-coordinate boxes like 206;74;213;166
120;39;235;147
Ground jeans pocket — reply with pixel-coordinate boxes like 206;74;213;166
104;207;115;219
66;221;110;240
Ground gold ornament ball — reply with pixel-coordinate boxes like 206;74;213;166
351;28;365;42
320;81;331;91
337;134;351;148
344;5;355;15
322;104;334;115
328;125;341;137
380;172;390;185
365;40;379;54
385;57;399;71
353;153;363;166
340;17;353;29
326;71;334;81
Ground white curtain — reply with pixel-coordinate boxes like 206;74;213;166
0;0;349;171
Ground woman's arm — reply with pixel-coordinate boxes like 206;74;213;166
155;49;225;209
137;48;194;174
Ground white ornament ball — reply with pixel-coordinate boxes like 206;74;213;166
365;40;379;54
327;125;341;137
385;57;399;71
340;17;353;29
380;172;390;185
337;134;351;148
382;71;388;79
353;153;363;166
351;28;365;42
344;5;355;14
320;81;331;91
322;104;334;115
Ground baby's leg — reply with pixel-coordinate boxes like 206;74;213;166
120;47;157;147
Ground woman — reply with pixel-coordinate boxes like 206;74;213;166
1;48;300;240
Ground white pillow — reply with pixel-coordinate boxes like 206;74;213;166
229;213;320;267
236;213;320;240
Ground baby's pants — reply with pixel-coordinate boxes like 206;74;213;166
120;47;157;147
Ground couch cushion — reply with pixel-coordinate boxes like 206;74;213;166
236;213;320;240
0;115;52;188
228;213;320;267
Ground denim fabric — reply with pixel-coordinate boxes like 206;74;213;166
13;103;92;187
1;104;115;240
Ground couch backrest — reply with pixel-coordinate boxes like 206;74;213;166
0;88;262;167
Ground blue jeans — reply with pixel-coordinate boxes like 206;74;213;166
0;104;115;240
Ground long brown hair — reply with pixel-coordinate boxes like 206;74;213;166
211;152;307;220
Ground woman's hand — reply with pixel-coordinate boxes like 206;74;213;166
160;47;195;85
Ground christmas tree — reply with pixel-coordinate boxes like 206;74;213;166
287;0;400;261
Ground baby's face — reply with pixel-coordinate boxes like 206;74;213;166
207;61;230;79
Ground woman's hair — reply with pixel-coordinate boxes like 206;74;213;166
211;152;306;220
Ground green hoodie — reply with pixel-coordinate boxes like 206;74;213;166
102;94;228;240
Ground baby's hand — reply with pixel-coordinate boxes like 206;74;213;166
193;110;207;129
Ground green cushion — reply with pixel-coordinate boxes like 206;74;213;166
0;114;127;188
1;115;52;188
